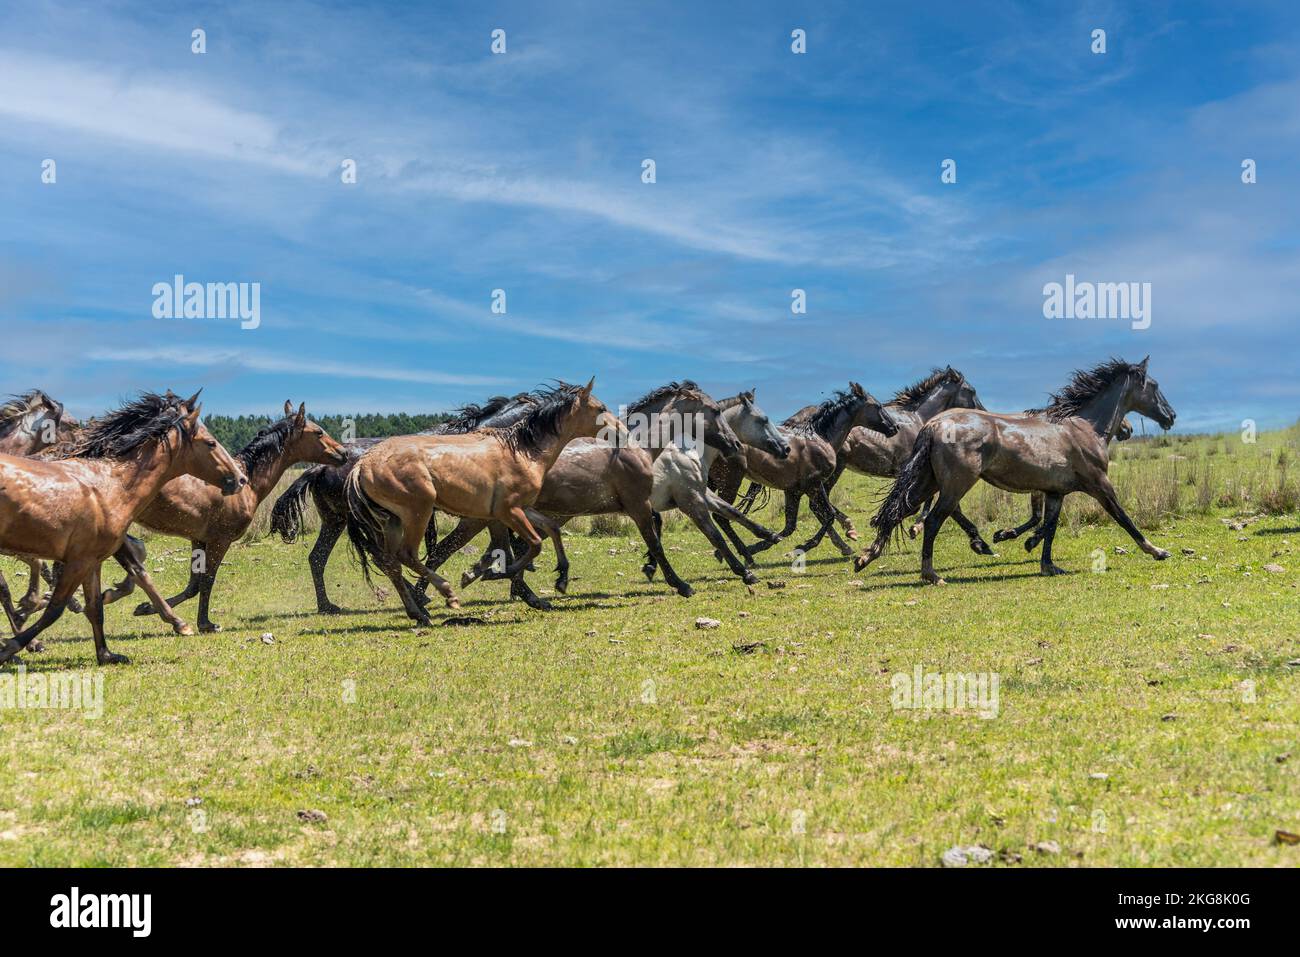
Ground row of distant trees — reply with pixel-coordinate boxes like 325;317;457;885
203;412;452;453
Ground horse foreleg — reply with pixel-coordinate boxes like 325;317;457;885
1085;479;1171;561
82;565;128;665
0;558;90;664
1034;493;1068;575
17;559;44;617
744;488;798;555
109;538;194;636
683;498;758;586
630;505;692;597
0;571;24;633
134;540;203;617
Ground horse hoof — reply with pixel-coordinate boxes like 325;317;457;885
1041;564;1068;577
907;524;922;540
174;623;195;637
1152;548;1171;561
921;575;947;586
97;651;130;665
992;529;1014;543
0;639;24;665
67;599;83;614
133;601;155;617
676;584;695;598
198;622;222;634
837;544;854;558
27;639;44;653
742;572;759;586
642;564;658;582
1024;538;1041;553
970;539;994;556
446;597;461;610
319;602;344;615
846;529;859;542
555;579;569;595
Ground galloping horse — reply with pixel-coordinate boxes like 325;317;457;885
270;393;538;613
857;358;1176;584
128;401;346;632
0;392;246;665
426;385;789;604
0;390;81;617
737;367;991;555
712;383;897;559
345;380;619;623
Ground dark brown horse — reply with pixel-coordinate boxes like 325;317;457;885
858;358;1176;584
711;383;898;559
128;401;346;632
345;381;619;623
0;392;246;665
270;394;539;613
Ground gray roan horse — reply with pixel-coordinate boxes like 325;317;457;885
857;357;1175;584
710;383;897;559
270;393;539;612
739;367;991;556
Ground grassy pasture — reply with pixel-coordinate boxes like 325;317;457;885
1;426;1298;866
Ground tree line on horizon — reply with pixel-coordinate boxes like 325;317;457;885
203;412;453;453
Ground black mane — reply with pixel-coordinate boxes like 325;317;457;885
891;367;963;409
485;384;584;454
237;415;296;473
434;392;535;435
790;389;857;438
56;392;191;460
626;380;709;416
1028;358;1141;421
0;390;52;435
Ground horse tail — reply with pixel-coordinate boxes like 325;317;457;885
344;468;394;586
870;426;938;542
738;480;770;515
270;466;325;543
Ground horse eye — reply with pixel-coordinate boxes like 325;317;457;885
206;439;217;448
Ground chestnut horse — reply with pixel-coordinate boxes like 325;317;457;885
128;401;346;632
858;358;1176;584
269;393;539;613
0;391;246;665
345;380;618;623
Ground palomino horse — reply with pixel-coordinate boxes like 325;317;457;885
270;393;539;613
712;383;897;559
128;401;346;632
857;358;1176;584
425;384;788;604
991;416;1134;546
0;392;247;665
0;390;81;618
345;380;619;623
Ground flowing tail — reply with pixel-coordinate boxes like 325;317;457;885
344;469;397;586
270;466;326;543
737;480;770;515
857;427;939;569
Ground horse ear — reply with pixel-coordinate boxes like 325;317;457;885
1138;355;1150;371
284;399;294;416
581;377;595;397
185;389;202;410
851;381;866;397
296;402;307;426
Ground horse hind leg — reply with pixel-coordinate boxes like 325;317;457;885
950;505;994;555
1034;493;1068;575
0;558;91;664
994;493;1044;544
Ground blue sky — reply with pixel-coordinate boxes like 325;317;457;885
1;1;1297;432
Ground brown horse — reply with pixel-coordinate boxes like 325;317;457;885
858;358;1176;584
0;390;81;617
0;391;246;665
712;383;898;558
345;380;618;623
128;401;346;632
270;393;540;613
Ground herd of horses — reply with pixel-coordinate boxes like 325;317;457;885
0;356;1175;665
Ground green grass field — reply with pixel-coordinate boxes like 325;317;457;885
2;430;1298;866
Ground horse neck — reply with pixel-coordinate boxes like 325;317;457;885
1073;377;1133;441
112;438;189;511
818;404;859;449
245;445;298;502
912;388;953;422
